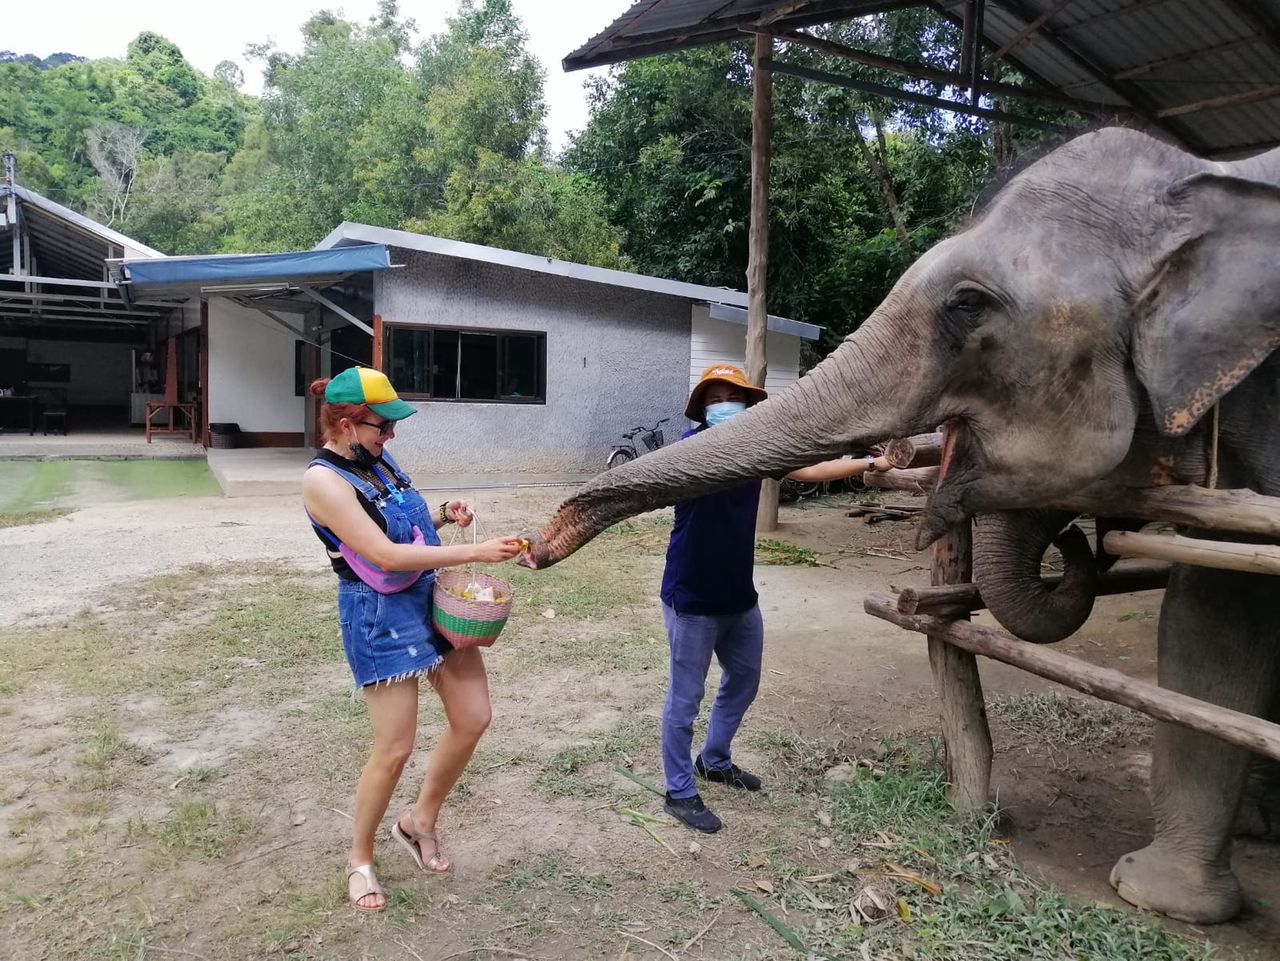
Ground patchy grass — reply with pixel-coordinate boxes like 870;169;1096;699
990;692;1149;748
728;739;1221;961
755;538;820;566
0;508;71;528
0;460;218;514
536;716;659;797
0;538;1241;961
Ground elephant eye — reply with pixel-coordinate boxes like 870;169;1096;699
947;288;988;315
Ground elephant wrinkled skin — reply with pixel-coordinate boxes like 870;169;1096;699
523;128;1280;924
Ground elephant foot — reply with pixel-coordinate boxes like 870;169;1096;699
1109;843;1241;924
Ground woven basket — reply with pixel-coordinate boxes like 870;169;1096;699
432;569;514;650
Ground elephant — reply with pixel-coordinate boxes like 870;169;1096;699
520;126;1280;924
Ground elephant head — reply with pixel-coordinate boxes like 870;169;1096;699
526;128;1280;642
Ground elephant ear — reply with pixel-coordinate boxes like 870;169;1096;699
1132;171;1280;436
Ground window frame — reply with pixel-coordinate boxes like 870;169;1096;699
383;323;547;405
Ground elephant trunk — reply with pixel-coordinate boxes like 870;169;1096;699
972;509;1099;644
525;320;919;567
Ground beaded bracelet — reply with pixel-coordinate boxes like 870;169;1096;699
439;501;450;524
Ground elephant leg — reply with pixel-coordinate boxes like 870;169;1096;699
1234;689;1280;840
1110;565;1280;924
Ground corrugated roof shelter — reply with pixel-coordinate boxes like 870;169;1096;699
565;0;1280;158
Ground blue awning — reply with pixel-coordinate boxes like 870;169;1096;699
120;245;391;291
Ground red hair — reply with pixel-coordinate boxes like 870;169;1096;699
310;379;370;444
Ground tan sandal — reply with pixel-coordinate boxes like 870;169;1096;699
391;812;451;873
347;862;386;911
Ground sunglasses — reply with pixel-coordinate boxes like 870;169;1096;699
357;418;395;436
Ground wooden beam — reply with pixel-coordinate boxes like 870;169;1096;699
982;0;1077;70
1103;531;1280;577
865;465;939;493
757;0;813;27
1111;35;1261;80
767;61;1070;131
968;0;986;107
959;0;977;84
866;593;1280;763
753;27;1135;118
372;313;384;371
1156;83;1280;119
750;33;779;533
897;562;1171;616
928;514;992;811
1052;484;1280;539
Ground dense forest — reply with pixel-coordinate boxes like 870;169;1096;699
0;0;1082;356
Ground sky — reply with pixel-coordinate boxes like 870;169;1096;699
9;0;633;153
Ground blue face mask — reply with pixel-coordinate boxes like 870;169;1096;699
705;400;747;427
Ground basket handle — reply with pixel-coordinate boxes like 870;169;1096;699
445;507;483;578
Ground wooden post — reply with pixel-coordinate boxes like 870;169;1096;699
747;32;779;533
928;510;992;812
371;313;384;371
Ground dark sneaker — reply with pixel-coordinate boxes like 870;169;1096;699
696;755;763;792
664;792;723;833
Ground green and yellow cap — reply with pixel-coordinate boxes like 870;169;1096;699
325;367;417;421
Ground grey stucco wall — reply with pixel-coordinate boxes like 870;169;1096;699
374;249;691;474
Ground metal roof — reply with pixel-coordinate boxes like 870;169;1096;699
564;0;1280;157
0;183;176;334
316;222;822;339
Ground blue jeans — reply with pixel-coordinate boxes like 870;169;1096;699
661;603;764;799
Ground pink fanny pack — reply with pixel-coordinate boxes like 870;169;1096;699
313;519;426;593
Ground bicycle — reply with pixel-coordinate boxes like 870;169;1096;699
606;417;670;469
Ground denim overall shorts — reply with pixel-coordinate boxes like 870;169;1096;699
310;451;452;687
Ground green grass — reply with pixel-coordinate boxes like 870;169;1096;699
150;798;256;860
0;508;71;528
536;716;658;797
0;459;218;514
734;737;1221;961
755;538;820;566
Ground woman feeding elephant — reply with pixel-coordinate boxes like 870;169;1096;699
520;128;1280;924
302;367;524;911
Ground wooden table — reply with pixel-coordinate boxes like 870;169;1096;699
0;394;37;435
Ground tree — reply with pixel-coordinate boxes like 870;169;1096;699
407;152;629;268
86;122;146;225
213;60;244;89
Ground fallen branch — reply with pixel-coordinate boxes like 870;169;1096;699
680;909;722;952
618;931;678;961
864;593;1280;763
227;838;298;868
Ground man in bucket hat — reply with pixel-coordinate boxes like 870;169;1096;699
659;364;892;832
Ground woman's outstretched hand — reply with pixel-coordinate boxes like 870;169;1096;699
446;500;475;527
472;537;524;563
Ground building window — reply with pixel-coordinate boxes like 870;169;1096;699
385;325;545;403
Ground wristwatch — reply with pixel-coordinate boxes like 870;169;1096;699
865;456;878;473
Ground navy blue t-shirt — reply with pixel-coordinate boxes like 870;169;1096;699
660;427;762;616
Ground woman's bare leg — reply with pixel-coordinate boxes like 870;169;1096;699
399;649;492;865
349;677;419;906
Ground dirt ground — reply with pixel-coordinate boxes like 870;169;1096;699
0;485;1277;960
